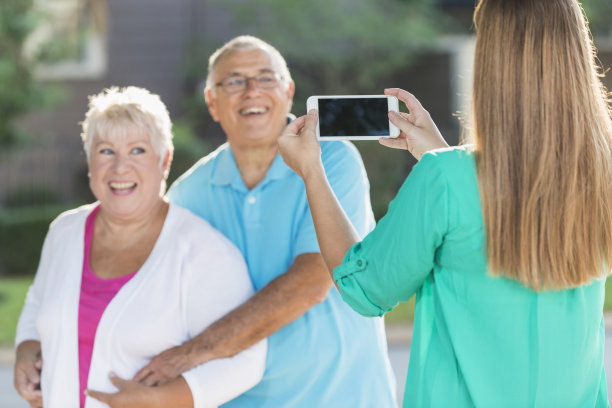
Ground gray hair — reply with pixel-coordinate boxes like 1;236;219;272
205;35;293;97
80;86;174;167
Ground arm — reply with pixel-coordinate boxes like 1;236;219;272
14;224;55;408
135;252;330;386
278;114;362;275
278;88;450;277
86;374;192;408
14;340;42;408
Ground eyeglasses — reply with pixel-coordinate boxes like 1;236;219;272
215;72;282;94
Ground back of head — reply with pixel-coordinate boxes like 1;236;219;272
471;0;612;289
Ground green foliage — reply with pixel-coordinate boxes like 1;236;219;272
582;0;612;35
0;277;32;345
3;185;63;208
206;0;448;112
0;205;67;276
167;119;210;186
0;0;62;146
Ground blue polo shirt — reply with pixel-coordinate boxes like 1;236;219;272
167;141;396;407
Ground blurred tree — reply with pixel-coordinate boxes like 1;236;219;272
582;0;612;36
0;0;61;146
207;0;449;111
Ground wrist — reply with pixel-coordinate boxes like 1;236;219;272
301;160;325;185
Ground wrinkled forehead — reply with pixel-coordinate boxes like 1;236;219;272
213;48;280;79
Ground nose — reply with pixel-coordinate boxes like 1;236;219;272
111;153;130;173
244;77;259;93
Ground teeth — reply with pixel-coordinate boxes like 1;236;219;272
110;181;136;190
240;107;268;115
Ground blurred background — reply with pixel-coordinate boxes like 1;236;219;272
0;0;611;343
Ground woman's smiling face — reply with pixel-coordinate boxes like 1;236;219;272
88;123;168;221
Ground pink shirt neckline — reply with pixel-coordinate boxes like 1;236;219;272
78;205;137;407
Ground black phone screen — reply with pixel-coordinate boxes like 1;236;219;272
318;98;389;137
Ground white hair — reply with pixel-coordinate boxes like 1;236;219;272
205;35;293;96
80;86;174;167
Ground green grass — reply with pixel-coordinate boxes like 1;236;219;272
2;276;612;345
0;276;33;345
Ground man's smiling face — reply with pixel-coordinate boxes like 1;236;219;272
206;48;295;149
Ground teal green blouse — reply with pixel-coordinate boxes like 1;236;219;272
334;146;608;407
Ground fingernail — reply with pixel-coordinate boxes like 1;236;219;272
109;372;116;379
84;390;89;396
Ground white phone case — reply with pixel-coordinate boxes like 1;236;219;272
306;95;400;140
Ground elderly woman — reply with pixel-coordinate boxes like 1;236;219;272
13;86;265;408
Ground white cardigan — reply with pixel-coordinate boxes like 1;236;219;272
16;203;266;408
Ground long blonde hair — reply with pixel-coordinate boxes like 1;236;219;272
471;0;612;290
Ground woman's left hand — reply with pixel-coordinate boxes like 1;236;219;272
278;110;324;182
86;373;161;408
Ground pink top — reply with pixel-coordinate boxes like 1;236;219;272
78;206;137;407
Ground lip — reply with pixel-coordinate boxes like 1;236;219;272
109;181;137;196
239;105;270;116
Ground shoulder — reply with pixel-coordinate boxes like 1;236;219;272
320;140;362;162
320;140;366;177
166;204;243;260
49;203;97;232
418;145;476;177
170;143;229;189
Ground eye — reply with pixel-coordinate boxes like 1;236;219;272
98;148;114;155
225;77;246;87
257;74;275;83
130;147;145;155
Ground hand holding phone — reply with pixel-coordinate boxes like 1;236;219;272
381;88;449;160
306;95;400;140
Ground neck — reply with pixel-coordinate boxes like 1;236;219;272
96;199;169;242
231;141;278;189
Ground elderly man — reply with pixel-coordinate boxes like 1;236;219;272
136;35;396;407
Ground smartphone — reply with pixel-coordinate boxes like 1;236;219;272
306;95;400;140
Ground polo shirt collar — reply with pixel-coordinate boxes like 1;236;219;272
210;143;294;191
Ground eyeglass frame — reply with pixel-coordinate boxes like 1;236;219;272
214;71;284;94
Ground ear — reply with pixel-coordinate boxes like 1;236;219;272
162;150;172;179
285;80;295;113
205;89;220;122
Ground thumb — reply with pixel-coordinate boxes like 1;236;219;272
301;110;318;137
85;389;111;404
283;115;307;136
378;135;408;150
109;372;129;389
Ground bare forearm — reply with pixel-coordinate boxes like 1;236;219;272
185;253;330;366
302;165;361;280
156;376;193;408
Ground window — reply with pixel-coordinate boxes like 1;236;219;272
23;0;107;80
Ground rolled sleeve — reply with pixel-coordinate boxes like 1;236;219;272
333;152;449;317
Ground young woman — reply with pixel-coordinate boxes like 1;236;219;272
278;0;612;406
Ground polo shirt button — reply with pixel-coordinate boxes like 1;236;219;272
356;260;363;267
247;196;256;204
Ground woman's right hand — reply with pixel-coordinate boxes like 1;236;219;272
14;340;43;408
278;110;325;183
380;88;449;160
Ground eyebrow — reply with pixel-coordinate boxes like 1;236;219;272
225;68;276;77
